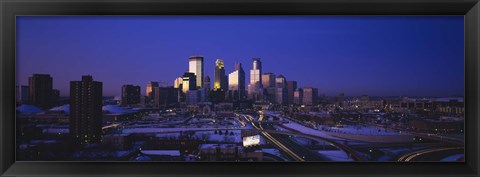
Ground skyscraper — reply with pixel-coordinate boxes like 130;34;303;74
28;74;53;109
204;75;211;92
248;58;263;100
146;81;159;98
294;88;304;105
173;77;183;89
262;72;276;89
214;59;228;91
182;72;197;93
204;75;211;101
153;86;178;108
228;63;246;101
70;75;103;145
189;56;204;88
121;85;141;105
287;81;297;105
303;87;318;106
275;75;287;105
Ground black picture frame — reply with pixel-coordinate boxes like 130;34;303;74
1;0;479;176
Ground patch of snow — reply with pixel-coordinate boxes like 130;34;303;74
17;104;44;114
50;104;70;114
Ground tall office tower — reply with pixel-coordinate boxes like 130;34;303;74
52;89;60;107
248;58;263;100
173;77;183;89
153;86;178;108
146;81;159;98
228;63;246;101
121;85;141;105
294;88;304;105
189;56;204;88
275;75;287;105
262;72;276;88
214;59;228;91
204;75;211;101
275;75;286;88
337;92;345;107
287;81;297;105
303;87;318;106
70;75;103;145
204;75;211;92
182;72;197;93
28;74;53;109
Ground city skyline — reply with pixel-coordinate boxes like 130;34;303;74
17;16;464;97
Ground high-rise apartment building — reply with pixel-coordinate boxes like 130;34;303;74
70;75;103;144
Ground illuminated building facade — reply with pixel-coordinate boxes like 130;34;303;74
262;72;276;89
248;58;263;100
146;81;159;98
275;75;287;105
173;77;183;89
182;72;197;93
189;56;204;88
228;63;246;101
214;59;228;91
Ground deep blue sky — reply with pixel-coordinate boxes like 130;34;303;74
17;16;464;97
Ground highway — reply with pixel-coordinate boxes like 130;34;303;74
243;114;329;161
397;147;464;161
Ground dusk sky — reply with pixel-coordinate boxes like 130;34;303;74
16;16;464;97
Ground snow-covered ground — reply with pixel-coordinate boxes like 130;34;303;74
123;127;246;134
324;125;400;136
281;121;344;140
194;130;242;143
317;150;353;161
290;136;325;146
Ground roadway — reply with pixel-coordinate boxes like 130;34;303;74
243;114;330;161
397;147;464;161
